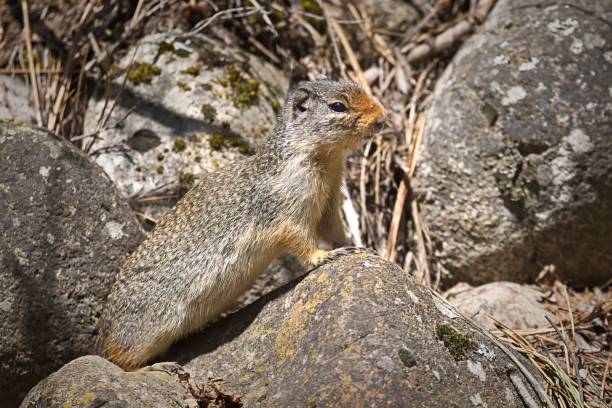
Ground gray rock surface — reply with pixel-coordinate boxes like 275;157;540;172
167;254;545;407
84;32;286;222
0;76;36;122
20;356;193;408
0;122;144;408
447;282;552;331
417;0;612;285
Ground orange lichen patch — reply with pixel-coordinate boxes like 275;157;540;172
103;340;141;371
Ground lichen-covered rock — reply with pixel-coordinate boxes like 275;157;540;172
0;122;144;408
20;356;192;408
167;254;544;407
84;32;286;221
446;282;552;331
417;0;612;285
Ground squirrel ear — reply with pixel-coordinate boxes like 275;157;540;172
292;87;310;115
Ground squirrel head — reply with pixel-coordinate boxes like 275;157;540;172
273;79;386;155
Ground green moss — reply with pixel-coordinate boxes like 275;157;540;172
216;65;260;109
302;0;326;32
398;348;417;367
176;80;191;91
207;133;252;154
158;41;175;54
135;165;142;172
174;48;191;58
178;172;198;190
194;155;202;163
435;324;478;361
199;83;213;91
172;138;187;152
155;165;164;174
127;62;161;85
303;0;322;14
494;367;508;378
200;104;217;122
207;133;225;150
156;152;165;161
270;99;281;113
248;15;260;25
182;66;200;76
25;48;42;69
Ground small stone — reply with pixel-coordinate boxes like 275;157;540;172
398;348;417;367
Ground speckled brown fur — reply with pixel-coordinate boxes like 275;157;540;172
95;79;385;369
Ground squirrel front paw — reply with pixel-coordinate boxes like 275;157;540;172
313;246;375;268
137;361;185;375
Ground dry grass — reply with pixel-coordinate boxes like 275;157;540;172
2;1;609;406
491;279;611;408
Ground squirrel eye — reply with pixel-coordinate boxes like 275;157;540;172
329;102;348;113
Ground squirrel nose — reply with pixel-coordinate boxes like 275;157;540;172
372;117;385;134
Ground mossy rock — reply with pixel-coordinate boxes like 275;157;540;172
167;254;545;407
84;32;286;223
20;356;191;408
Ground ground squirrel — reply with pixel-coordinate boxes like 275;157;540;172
95;78;385;370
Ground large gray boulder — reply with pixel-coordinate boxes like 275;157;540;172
417;0;612;285
166;254;545;407
0;122;144;407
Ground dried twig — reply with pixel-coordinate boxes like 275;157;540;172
406;20;473;63
20;0;43;126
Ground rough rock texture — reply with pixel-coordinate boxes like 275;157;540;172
0;76;36;122
84;32;286;221
167;254;544;407
0;122;144;407
417;0;612;285
447;282;552;331
20;356;193;408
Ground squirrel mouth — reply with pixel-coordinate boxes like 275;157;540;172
371;118;385;134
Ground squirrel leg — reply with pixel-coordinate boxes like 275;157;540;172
279;222;372;268
317;191;350;248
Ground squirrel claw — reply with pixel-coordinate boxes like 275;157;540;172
314;246;375;268
138;361;185;375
